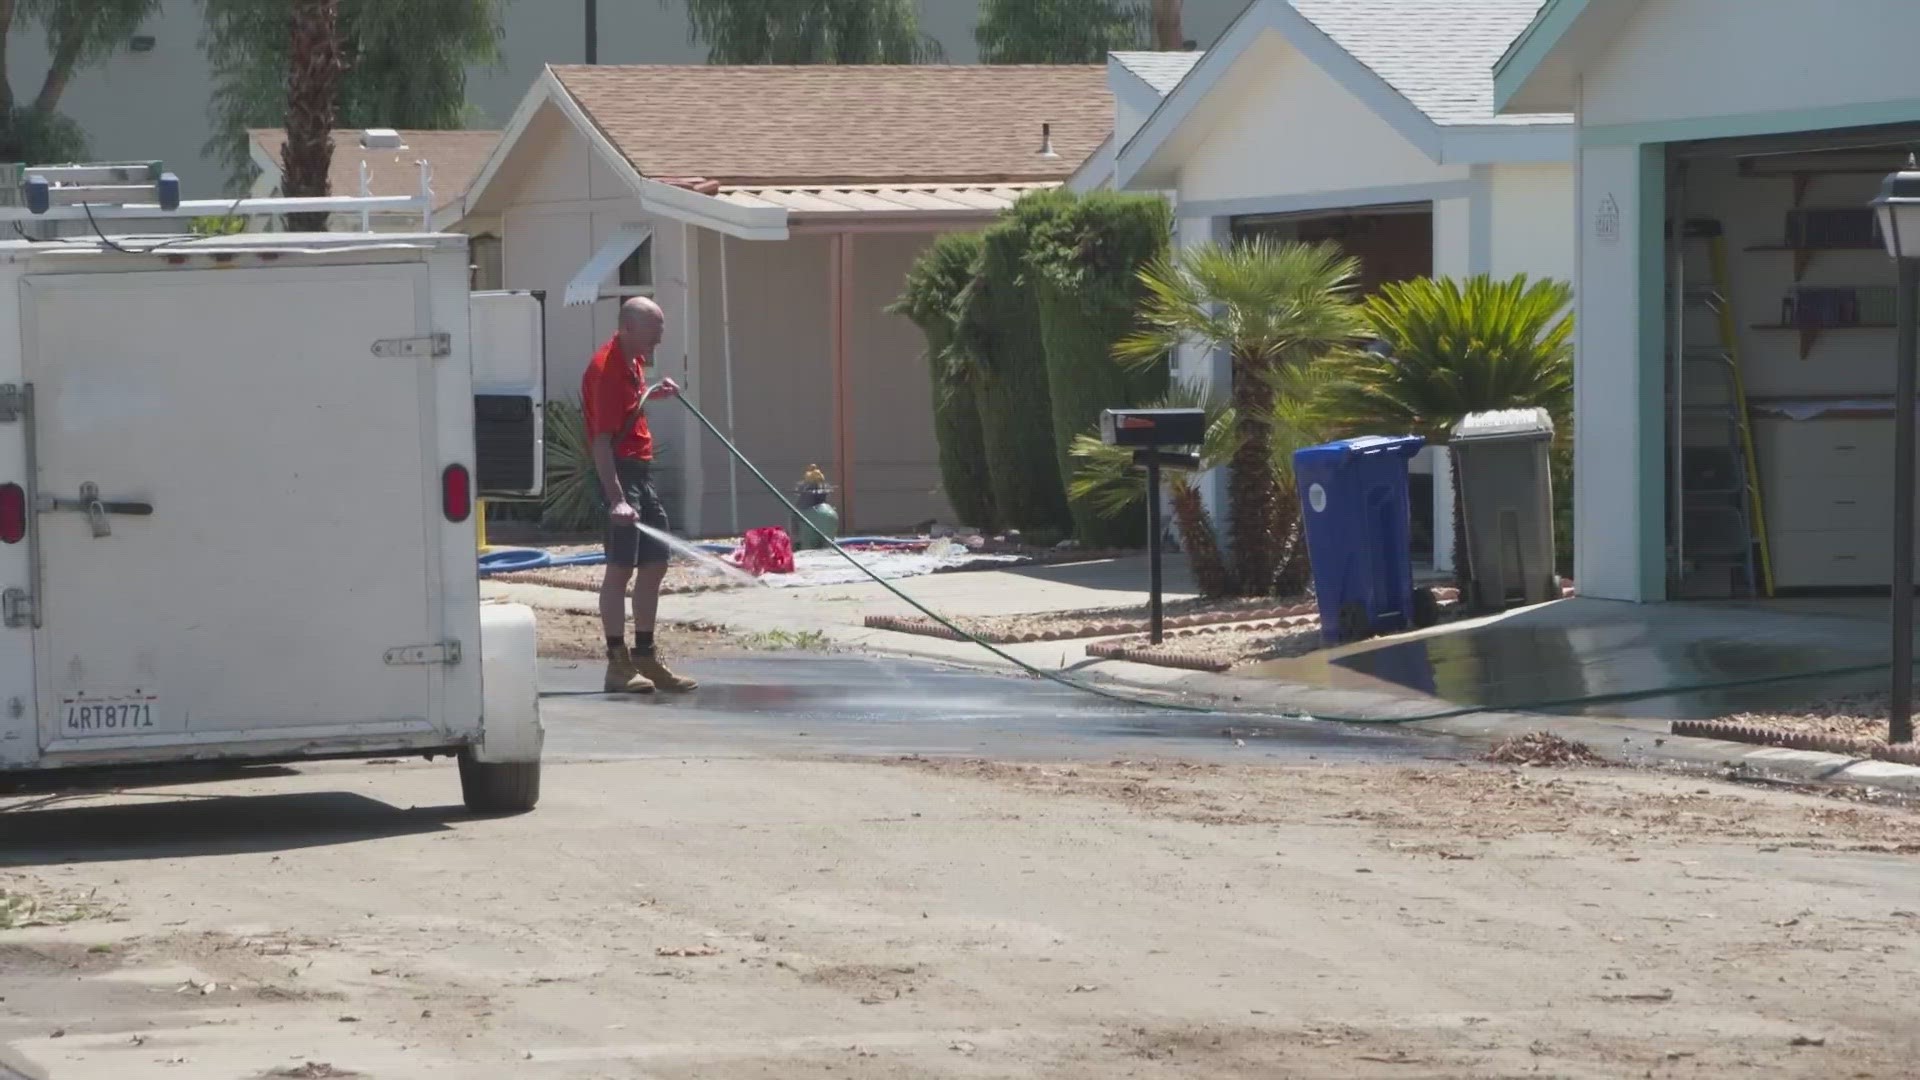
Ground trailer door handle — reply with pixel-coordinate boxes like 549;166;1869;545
36;482;152;537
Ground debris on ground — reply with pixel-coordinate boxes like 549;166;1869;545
655;944;720;957
265;1065;362;1079
1479;732;1609;768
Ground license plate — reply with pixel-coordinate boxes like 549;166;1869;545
59;691;161;737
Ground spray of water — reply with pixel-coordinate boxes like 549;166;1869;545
635;521;766;588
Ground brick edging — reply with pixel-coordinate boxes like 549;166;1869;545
1671;718;1920;763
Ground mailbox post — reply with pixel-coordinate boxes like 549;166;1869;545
1100;408;1207;644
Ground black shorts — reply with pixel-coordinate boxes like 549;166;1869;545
598;459;671;568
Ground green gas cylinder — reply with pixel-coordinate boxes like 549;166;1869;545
791;464;839;550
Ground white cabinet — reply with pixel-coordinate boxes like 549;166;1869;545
1755;417;1912;588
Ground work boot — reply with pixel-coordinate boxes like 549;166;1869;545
633;653;699;692
604;646;656;694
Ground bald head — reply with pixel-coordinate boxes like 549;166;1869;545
617;296;665;358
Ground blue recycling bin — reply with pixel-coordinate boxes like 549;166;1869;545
1292;434;1426;644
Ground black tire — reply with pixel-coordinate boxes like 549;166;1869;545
1338;601;1371;643
1411;587;1441;629
458;751;540;813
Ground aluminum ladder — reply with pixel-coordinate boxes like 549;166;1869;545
1675;217;1774;598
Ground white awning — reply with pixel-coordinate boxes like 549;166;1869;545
717;182;1056;219
563;223;652;308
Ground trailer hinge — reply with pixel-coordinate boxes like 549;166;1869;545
3;588;35;628
0;384;27;422
384;640;461;666
371;333;451;360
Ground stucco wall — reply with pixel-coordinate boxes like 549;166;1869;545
1490;164;1576;284
1579;0;1920;129
1173;28;1467;204
1572;145;1660;602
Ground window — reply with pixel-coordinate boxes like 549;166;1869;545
612;235;653;294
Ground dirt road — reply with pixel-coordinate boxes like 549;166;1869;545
5;749;1920;1079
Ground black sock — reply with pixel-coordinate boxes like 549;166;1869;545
607;636;626;656
634;631;656;657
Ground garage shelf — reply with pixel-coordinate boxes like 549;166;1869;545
1747;321;1896;360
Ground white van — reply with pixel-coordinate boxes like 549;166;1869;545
0;229;546;812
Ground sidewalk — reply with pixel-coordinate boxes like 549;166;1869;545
483;557;1920;796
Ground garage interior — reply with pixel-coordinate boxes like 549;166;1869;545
1666;126;1920;598
1231;203;1439;568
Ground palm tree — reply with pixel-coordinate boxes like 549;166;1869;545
676;0;941;63
1315;273;1575;587
281;0;342;232
1114;239;1364;596
1150;0;1184;49
1070;367;1334;598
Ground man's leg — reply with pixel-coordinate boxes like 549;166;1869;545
627;492;699;690
601;563;635;643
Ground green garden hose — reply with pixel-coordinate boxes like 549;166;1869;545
672;392;1898;728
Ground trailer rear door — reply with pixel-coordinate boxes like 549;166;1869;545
25;264;451;757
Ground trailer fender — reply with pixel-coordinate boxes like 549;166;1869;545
474;603;543;764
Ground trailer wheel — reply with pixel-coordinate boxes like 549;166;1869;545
458;751;540;813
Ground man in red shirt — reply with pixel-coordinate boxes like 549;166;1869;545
583;296;698;694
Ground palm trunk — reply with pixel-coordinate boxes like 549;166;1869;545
1226;353;1280;596
1169;481;1232;598
283;0;342;233
1150;0;1183;49
1271;487;1312;595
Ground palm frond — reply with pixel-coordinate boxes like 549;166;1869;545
1317;273;1574;440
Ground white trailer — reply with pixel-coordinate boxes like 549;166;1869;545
0;227;546;812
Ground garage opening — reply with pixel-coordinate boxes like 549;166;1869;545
1665;124;1920;598
1232;202;1440;570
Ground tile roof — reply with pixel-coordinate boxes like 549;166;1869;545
549;64;1110;186
249;128;501;211
1110;51;1206;95
1289;0;1570;126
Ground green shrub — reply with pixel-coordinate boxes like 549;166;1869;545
954;207;1074;536
889;231;997;530
541;399;600;531
1025;190;1172;547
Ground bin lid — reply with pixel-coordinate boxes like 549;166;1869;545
1292;434;1425;468
1449;407;1555;443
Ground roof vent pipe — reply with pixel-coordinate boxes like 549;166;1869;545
1038;122;1058;159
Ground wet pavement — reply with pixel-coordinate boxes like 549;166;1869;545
1243;598;1896;720
538;656;1456;763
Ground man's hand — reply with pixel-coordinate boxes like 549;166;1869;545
649;377;681;400
609;501;640;527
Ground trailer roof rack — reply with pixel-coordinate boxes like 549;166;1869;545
0;158;435;232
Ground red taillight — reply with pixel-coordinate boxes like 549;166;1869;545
0;484;22;544
442;464;472;523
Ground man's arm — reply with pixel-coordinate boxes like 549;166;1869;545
590;433;624;504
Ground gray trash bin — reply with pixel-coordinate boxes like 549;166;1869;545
1449;408;1559;610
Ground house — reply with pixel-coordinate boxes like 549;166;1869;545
454;63;1111;537
8;0;1256;198
1106;0;1576;575
1496;0;1920;602
1069;51;1208;191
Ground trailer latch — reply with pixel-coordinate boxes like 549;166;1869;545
384;641;461;666
37;482;153;538
3;588;34;629
372;333;452;359
0;384;26;422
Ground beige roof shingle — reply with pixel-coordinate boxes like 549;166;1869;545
249;128;501;211
550;64;1109;186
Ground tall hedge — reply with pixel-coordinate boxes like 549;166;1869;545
1025;190;1172;547
889;231;997;530
955;208;1075;538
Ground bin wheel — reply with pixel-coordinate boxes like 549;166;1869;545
1411;587;1441;629
458;750;540;814
1338;602;1371;643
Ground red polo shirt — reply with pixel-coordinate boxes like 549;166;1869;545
580;336;653;462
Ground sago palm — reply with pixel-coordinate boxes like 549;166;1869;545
1114;239;1364;596
1316;273;1574;587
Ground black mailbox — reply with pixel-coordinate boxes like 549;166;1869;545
1099;407;1207;448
